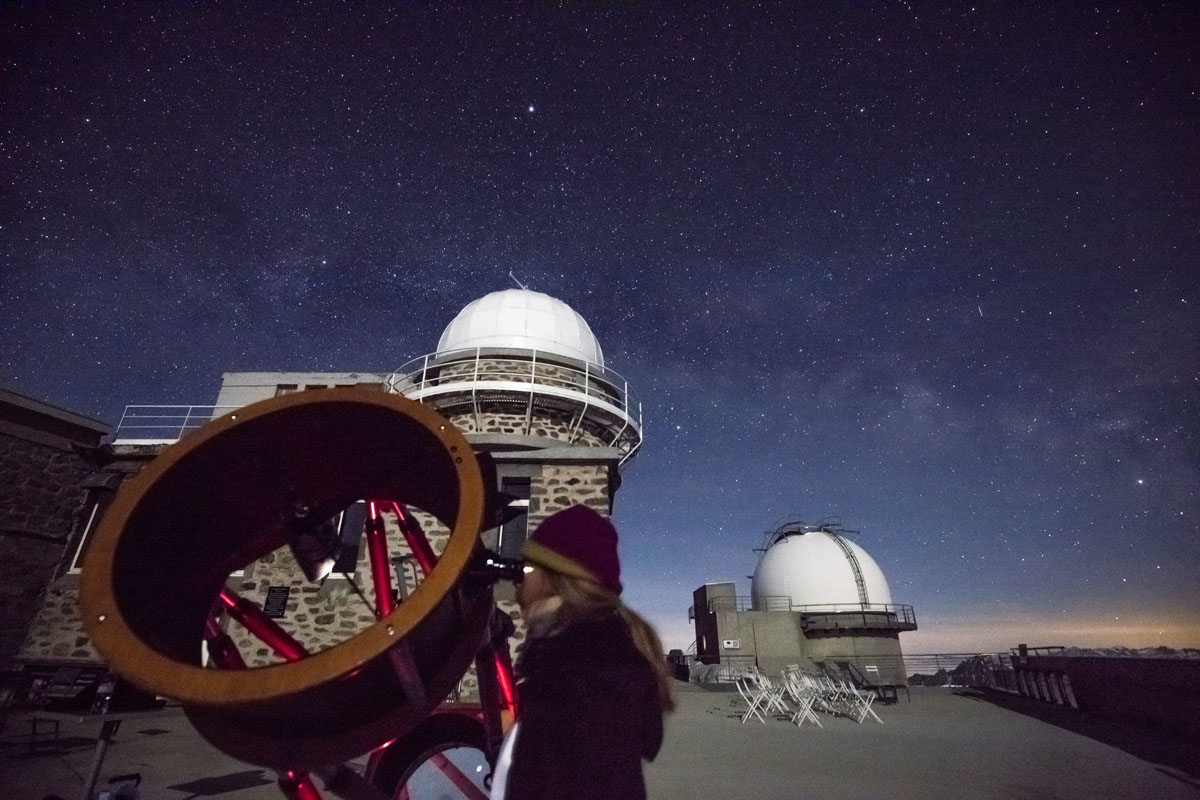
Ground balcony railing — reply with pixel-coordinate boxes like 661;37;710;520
386;347;643;463
704;595;917;631
112;405;238;444
703;594;785;613
799;604;918;632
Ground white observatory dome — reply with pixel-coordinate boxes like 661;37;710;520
751;530;893;610
436;289;604;366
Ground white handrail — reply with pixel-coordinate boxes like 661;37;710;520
386;348;643;461
113;405;240;443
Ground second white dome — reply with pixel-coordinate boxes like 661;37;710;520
752;530;893;609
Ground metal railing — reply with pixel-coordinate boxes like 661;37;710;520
704;595;788;613
687;654;758;683
707;595;914;618
386;348;643;463
903;652;1019;692
1011;645;1065;656
702;595;916;631
685;652;1021;690
112;405;238;443
800;603;918;631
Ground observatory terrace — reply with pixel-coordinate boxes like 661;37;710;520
4;684;1196;799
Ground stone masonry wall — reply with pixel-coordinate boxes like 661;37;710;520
0;434;90;543
225;508;496;701
19;583;98;661
227;509;451;667
0;432;93;659
528;464;611;528
19;446;162;662
445;410;607;447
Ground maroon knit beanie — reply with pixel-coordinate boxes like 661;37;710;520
522;504;622;595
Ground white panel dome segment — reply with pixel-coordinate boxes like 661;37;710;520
436;289;604;366
751;531;893;609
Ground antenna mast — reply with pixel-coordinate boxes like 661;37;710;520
508;270;529;291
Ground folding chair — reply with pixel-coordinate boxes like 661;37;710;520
849;683;883;724
837;677;864;718
782;668;822;728
750;669;789;718
831;676;882;724
815;675;846;716
734;676;767;724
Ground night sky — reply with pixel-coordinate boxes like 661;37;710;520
4;4;1197;653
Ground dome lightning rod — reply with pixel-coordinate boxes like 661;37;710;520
507;270;529;290
79;390;523;800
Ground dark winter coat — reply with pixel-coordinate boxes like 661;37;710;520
505;612;664;800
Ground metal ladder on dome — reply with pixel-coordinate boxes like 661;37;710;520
824;530;869;604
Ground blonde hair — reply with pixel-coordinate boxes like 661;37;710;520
545;570;675;713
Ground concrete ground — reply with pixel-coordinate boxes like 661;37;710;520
647;684;1199;800
2;685;1196;800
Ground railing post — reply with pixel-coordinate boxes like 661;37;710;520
527;351;537;434
116;406;130;441
471;348;481;425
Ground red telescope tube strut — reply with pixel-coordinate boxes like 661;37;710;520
391;502;437;576
217;588;308;662
366;501;396;617
203;614;247;670
495;653;517;714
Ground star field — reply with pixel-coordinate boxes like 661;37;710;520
2;4;1197;652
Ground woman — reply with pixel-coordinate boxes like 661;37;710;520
492;504;674;800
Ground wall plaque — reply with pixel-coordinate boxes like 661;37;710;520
264;586;291;619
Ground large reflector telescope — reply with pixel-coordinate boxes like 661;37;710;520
80;389;490;770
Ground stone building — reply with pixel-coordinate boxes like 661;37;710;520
692;520;916;686
18;289;641;689
0;386;108;661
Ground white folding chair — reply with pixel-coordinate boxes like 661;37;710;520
797;673;828;717
850;684;883;724
782;668;822;728
832;676;882;724
839;677;865;718
735;675;767;724
751;669;790;717
811;681;840;714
